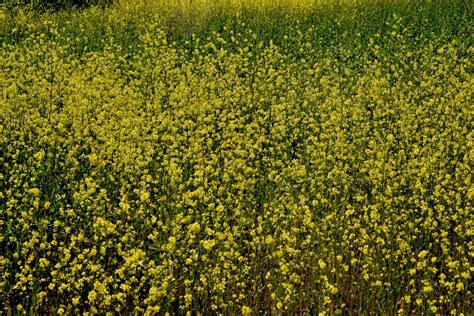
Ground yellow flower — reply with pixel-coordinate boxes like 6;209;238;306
242;305;251;316
318;259;326;270
88;290;97;302
34;150;45;162
28;188;41;195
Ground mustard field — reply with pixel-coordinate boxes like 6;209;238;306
1;0;473;314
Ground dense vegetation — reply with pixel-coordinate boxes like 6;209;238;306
1;0;473;314
4;0;112;12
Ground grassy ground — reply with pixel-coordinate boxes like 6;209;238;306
1;0;473;314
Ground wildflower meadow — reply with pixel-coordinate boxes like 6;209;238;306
1;0;473;314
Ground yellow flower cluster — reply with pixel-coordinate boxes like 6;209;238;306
1;0;472;314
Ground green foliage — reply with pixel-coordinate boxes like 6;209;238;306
5;0;113;12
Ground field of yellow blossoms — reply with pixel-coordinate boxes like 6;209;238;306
1;0;473;314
